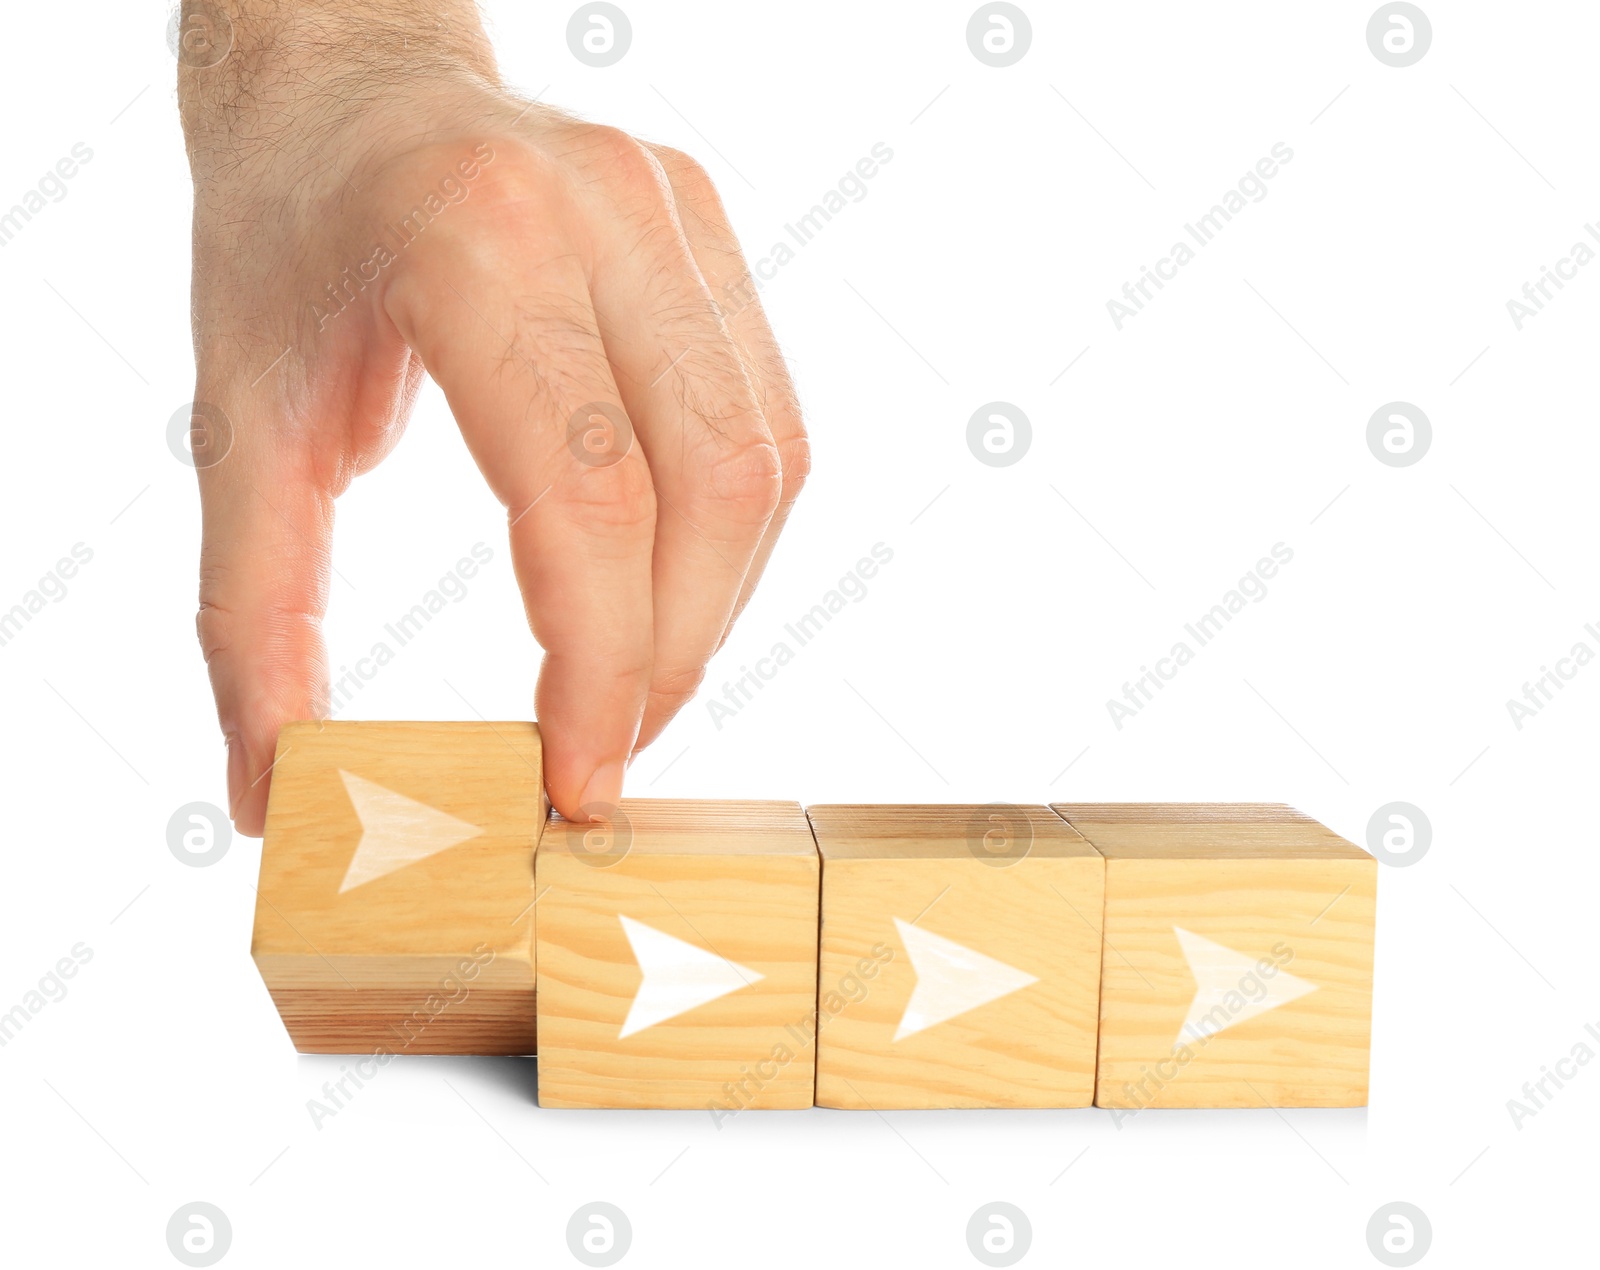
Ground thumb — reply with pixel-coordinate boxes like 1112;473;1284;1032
195;435;335;836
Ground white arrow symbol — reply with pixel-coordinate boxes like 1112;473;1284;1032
337;770;485;893
1172;926;1318;1047
892;918;1039;1041
618;915;763;1039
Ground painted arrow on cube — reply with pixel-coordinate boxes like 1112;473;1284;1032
337;770;485;893
617;916;764;1038
892;918;1039;1040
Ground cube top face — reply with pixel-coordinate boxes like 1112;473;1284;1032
808;803;1100;862
546;798;814;861
253;720;546;976
810;805;1105;1109
535;799;820;1110
1057;804;1375;1109
1052;803;1368;860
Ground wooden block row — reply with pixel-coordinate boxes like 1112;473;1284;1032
252;722;1375;1110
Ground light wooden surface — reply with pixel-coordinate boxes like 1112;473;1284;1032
809;805;1104;1109
535;799;820;1110
1055;802;1372;859
253;720;546;1055
1053;803;1375;1109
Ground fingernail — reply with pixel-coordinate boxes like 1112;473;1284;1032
579;759;626;820
225;735;247;820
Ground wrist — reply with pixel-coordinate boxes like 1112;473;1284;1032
177;0;499;183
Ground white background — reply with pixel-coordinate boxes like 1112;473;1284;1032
1;0;1594;1265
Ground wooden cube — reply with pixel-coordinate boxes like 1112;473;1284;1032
534;799;819;1111
1052;803;1375;1110
809;804;1104;1109
252;720;546;1055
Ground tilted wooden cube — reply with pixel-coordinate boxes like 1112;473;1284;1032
1052;803;1375;1110
534;799;820;1111
809;804;1104;1109
252;720;546;1055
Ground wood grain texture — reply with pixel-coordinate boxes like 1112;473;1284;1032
810;805;1103;1109
1053;803;1375;1109
253;720;546;1055
535;799;819;1110
1057;802;1370;860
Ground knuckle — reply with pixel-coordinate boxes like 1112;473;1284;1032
648;143;738;248
553;648;655;690
579;125;672;205
697;436;783;526
774;428;812;505
195;600;233;666
453;135;559;208
392;136;563;236
195;558;241;666
650;664;708;706
383;138;568;294
651;146;721;206
195;549;328;668
550;457;658;536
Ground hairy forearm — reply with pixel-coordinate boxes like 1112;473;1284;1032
176;0;499;179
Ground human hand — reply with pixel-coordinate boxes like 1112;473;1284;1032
178;0;808;834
